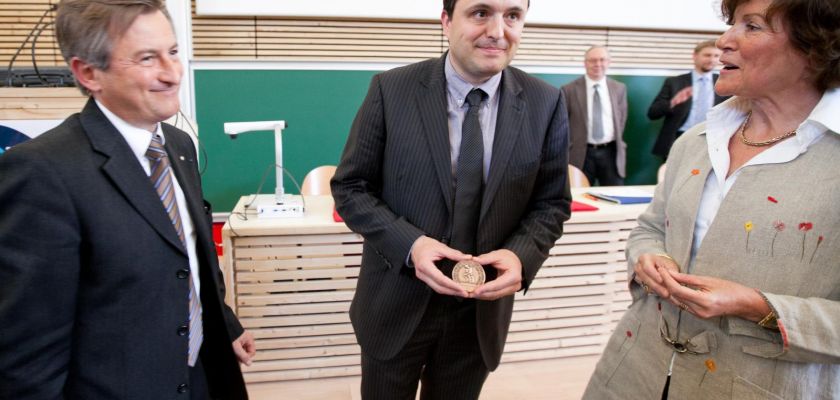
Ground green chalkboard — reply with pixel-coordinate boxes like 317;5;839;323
194;69;667;211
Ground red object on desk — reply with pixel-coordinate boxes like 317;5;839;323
333;207;344;222
571;200;598;212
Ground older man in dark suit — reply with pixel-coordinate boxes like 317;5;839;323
648;40;730;159
331;0;571;398
563;45;628;186
0;1;254;399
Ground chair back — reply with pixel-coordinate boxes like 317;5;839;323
568;165;590;188
301;165;338;195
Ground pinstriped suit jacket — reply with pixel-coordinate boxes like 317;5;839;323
331;54;572;371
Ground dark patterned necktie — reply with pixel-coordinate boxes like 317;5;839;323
146;135;203;367
451;88;486;255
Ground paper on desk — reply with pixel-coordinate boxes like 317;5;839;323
586;187;653;204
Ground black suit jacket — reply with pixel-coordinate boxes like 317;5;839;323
0;99;248;400
331;54;572;371
647;72;728;158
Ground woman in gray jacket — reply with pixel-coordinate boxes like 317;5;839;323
584;0;840;398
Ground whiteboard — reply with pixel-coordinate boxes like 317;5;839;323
195;0;728;32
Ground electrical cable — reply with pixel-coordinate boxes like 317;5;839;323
4;4;56;87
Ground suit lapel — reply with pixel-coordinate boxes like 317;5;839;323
80;99;187;255
670;134;712;267
607;79;621;134
681;73;694;111
163;126;215;258
416;55;454;214
481;69;524;219
574;78;588;130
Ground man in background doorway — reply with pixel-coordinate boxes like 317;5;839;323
563;45;628;186
648;39;729;159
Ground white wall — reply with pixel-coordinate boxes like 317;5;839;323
195;0;728;32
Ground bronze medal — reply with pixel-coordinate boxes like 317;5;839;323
452;260;485;292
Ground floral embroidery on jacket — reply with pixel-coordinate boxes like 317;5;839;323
771;220;785;257
744;221;754;252
810;235;824;264
799;222;814;260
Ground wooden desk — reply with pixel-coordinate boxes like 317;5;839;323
222;190;651;383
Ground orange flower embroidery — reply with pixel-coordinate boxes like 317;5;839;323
744;221;753;252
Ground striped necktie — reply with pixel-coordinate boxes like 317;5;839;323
146;134;203;367
450;88;486;256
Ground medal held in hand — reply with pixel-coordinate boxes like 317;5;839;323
452;260;485;292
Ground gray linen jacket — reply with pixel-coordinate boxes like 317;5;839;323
583;116;840;399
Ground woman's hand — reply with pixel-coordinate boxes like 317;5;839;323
658;269;770;321
633;253;680;298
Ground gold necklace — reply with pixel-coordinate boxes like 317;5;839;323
738;111;798;147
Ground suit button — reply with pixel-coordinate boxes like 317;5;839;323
177;325;189;336
177;383;188;393
176;269;190;279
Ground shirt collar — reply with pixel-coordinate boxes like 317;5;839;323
692;70;714;83
444;53;502;108
806;88;840;135
95;99;164;161
584;75;607;89
704;88;840;164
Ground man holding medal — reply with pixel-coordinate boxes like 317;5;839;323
332;0;571;398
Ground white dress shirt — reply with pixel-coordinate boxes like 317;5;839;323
585;75;615;144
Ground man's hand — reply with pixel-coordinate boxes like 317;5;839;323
411;236;470;297
470;249;522;301
632;253;680;298
232;330;256;366
670;86;692;108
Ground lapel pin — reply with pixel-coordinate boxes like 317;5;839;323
179;156;185;161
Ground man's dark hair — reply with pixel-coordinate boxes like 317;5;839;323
443;0;530;17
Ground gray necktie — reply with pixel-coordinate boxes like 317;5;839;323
592;84;605;142
451;88;486;255
146;135;203;367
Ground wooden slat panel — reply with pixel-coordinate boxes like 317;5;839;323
250;323;354;340
244;365;361;383
236;255;361;271
257;333;358;350
0;0;62;68
0;87;84;119
234;243;362;258
238;290;354;306
192;9;720;68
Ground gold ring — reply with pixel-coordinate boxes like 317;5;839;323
642;283;651;294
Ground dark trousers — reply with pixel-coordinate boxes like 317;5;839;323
583;142;623;186
360;294;489;400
